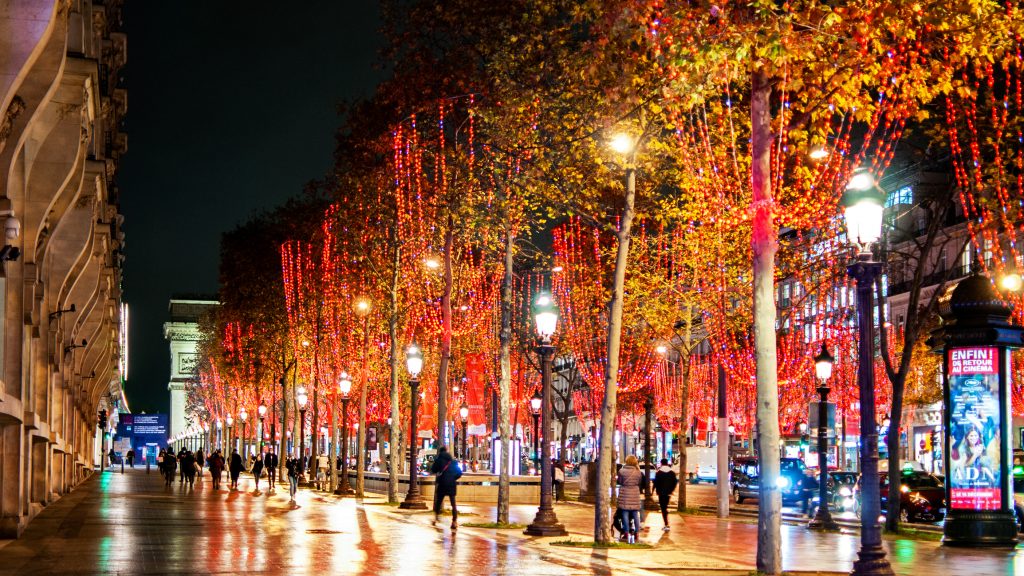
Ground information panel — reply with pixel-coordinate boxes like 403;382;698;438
948;347;1001;510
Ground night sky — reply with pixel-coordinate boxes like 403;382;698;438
118;3;385;413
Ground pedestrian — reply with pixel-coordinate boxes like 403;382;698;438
252;450;265;494
316;454;329;490
616;455;644;543
229;448;244;491
195;449;205;482
108;448;116;468
429;446;463;529
553;461;566;501
181;450;196;488
652;458;679;531
209;450;224;490
163;450;177;486
126;449;135;468
286;457;299;502
178;448;186;484
264;449;279;492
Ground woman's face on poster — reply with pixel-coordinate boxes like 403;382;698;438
967;428;981;445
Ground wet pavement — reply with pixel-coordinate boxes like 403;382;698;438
0;468;1022;575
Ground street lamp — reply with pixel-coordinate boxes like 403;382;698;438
297;386;309;477
459;402;469;461
399;343;428;509
808;342;839;531
530;390;542;474
203;422;210;451
216;419;222;451
336;371;354;495
240;407;249;458
258;403;267;451
642;394;658;510
226;414;234;454
842;169;893;576
525;292;568;536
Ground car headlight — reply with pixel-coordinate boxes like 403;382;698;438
839;486;852;497
900;485;910;493
777;476;790;489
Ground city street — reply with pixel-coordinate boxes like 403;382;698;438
1;469;1022;575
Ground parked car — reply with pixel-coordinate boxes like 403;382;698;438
730;456;810;504
687;446;718;483
855;470;946;523
826;471;859;511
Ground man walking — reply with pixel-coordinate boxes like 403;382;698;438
430;446;463;529
653;458;679;531
126;449;135;468
229;448;244;491
264;448;279;492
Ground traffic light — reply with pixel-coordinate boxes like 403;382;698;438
97;409;107;430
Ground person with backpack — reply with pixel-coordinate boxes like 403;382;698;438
616;455;644;543
652;458;679;531
429;446;463;529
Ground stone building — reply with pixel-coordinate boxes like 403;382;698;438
163;298;218;441
0;1;127;537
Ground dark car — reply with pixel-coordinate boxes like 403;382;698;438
826;471;859;511
856;470;946;523
731;457;809;504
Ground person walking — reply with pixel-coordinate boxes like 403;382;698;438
553;461;566;502
181;450;196;488
209;450;225;490
177;448;187;485
252;451;265;494
264;449;279;492
652;458;679;531
616;455;644;543
429;446;463;529
228;448;244;491
286;457;300;503
195;449;205;482
163;450;177;487
126;449;135;468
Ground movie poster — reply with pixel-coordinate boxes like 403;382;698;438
948;347;1001;510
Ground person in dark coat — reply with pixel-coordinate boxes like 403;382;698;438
652;458;679;531
429;446;463;528
195;449;205;482
181;451;196;488
252;451;265;493
177;448;187;484
162;450;177;486
209;450;225;490
616;455;644;542
228;449;244;491
126;449;135;468
264;449;279;491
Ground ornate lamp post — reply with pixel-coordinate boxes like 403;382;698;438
808;342;839;530
643;394;659;510
297;386;309;480
258;404;267;452
530;390;542;474
400;343;428;509
239;407;249;459
459;402;469;461
525;292;568;536
203;422;210;452
336;372;354;495
842;169;893;575
216;419;222;451
226;414;234;454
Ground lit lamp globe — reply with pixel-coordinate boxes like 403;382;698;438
257;404;267;418
203;422;210;433
338;371;352;397
459;402;469;421
533;293;558;341
530;390;543;415
842;170;886;250
814;343;835;381
239;407;248;423
226;414;234;427
216;419;222;430
406;344;423;378
296;387;309;409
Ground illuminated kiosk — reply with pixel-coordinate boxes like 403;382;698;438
932;273;1022;546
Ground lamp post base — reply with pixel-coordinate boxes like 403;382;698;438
334;480;354;496
850;544;895;576
643;495;660;511
807;508;840;531
524;509;568;537
398;493;427;510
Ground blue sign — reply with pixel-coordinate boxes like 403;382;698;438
118;413;169;449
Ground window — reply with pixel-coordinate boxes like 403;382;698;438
886;186;912;207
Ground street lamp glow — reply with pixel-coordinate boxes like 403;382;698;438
203;422;210;432
354;297;372;316
338;371;352;397
296;386;308;409
814;342;835;381
226;414;233;427
257;404;267;418
809;147;829;160
655;344;668;355
1000;273;1022;292
406;343;423;378
609;133;635;154
799;422;808;434
239;407;248;422
530;390;543;414
533;292;558;341
459;402;469;421
842;170;885;248
424;257;441;270
216;419;222;430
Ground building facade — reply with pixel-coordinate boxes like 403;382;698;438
0;0;127;538
163;298;217;441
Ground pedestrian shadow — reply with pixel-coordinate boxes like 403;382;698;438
588;548;614;576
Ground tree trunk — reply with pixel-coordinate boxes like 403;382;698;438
387;243;402;503
497;229;514;524
677;352;690;511
594;163;637;544
751;70;782;575
437;224;454;446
